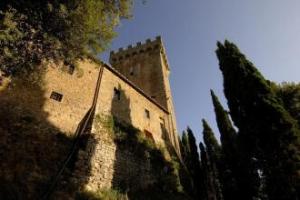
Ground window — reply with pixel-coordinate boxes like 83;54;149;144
50;91;63;102
145;109;150;119
114;88;121;100
68;64;75;75
159;117;165;126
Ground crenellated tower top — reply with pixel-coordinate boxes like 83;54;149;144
109;36;170;71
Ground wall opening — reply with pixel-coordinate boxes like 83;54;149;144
50;91;63;102
144;109;150;119
114;87;121;100
68;64;75;75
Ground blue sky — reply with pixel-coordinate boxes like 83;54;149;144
101;0;300;144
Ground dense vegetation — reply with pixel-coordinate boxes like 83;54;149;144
180;41;300;200
0;0;132;77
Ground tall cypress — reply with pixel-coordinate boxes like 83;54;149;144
210;90;237;162
211;89;263;200
199;142;217;200
187;127;200;173
202;119;223;200
210;90;239;200
181;131;190;164
216;40;300;200
186;127;202;198
275;82;300;127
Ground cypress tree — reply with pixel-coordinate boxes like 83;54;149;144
275;82;300;127
210;90;239;200
210;90;264;200
186;127;202;199
210;90;237;163
181;131;191;164
187;127;200;173
177;135;195;199
199;142;216;200
202;119;223;200
216;40;300;200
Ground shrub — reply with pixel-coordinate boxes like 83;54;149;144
76;188;128;200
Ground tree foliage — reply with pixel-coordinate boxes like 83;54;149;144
216;40;300;200
275;82;300;126
201;119;223;200
178;42;299;200
210;90;240;200
0;0;132;76
186;127;202;198
210;90;237;160
199;142;216;200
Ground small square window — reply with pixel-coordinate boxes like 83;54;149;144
145;109;150;119
50;91;63;102
114;88;121;100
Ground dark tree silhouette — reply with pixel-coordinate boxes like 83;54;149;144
216;40;300;200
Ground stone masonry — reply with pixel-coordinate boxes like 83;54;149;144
0;36;181;198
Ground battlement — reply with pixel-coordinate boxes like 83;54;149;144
109;36;170;70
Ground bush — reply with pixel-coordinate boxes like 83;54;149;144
76;188;128;200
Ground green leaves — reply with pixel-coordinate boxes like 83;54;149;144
216;40;300;200
0;0;132;77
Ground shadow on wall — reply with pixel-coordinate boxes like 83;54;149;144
110;85;158;195
110;85;135;192
161;124;176;157
0;71;97;200
110;84;132;126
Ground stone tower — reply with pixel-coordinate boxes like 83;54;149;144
109;36;180;153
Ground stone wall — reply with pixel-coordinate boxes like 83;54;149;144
0;60;100;135
96;65;173;146
0;60;99;199
72;126;155;194
68;116;184;200
110;36;168;110
0;51;182;199
109;36;181;155
43;60;100;134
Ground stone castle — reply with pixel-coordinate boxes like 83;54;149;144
0;36;182;197
46;35;180;153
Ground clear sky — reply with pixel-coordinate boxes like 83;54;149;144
101;0;300;144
